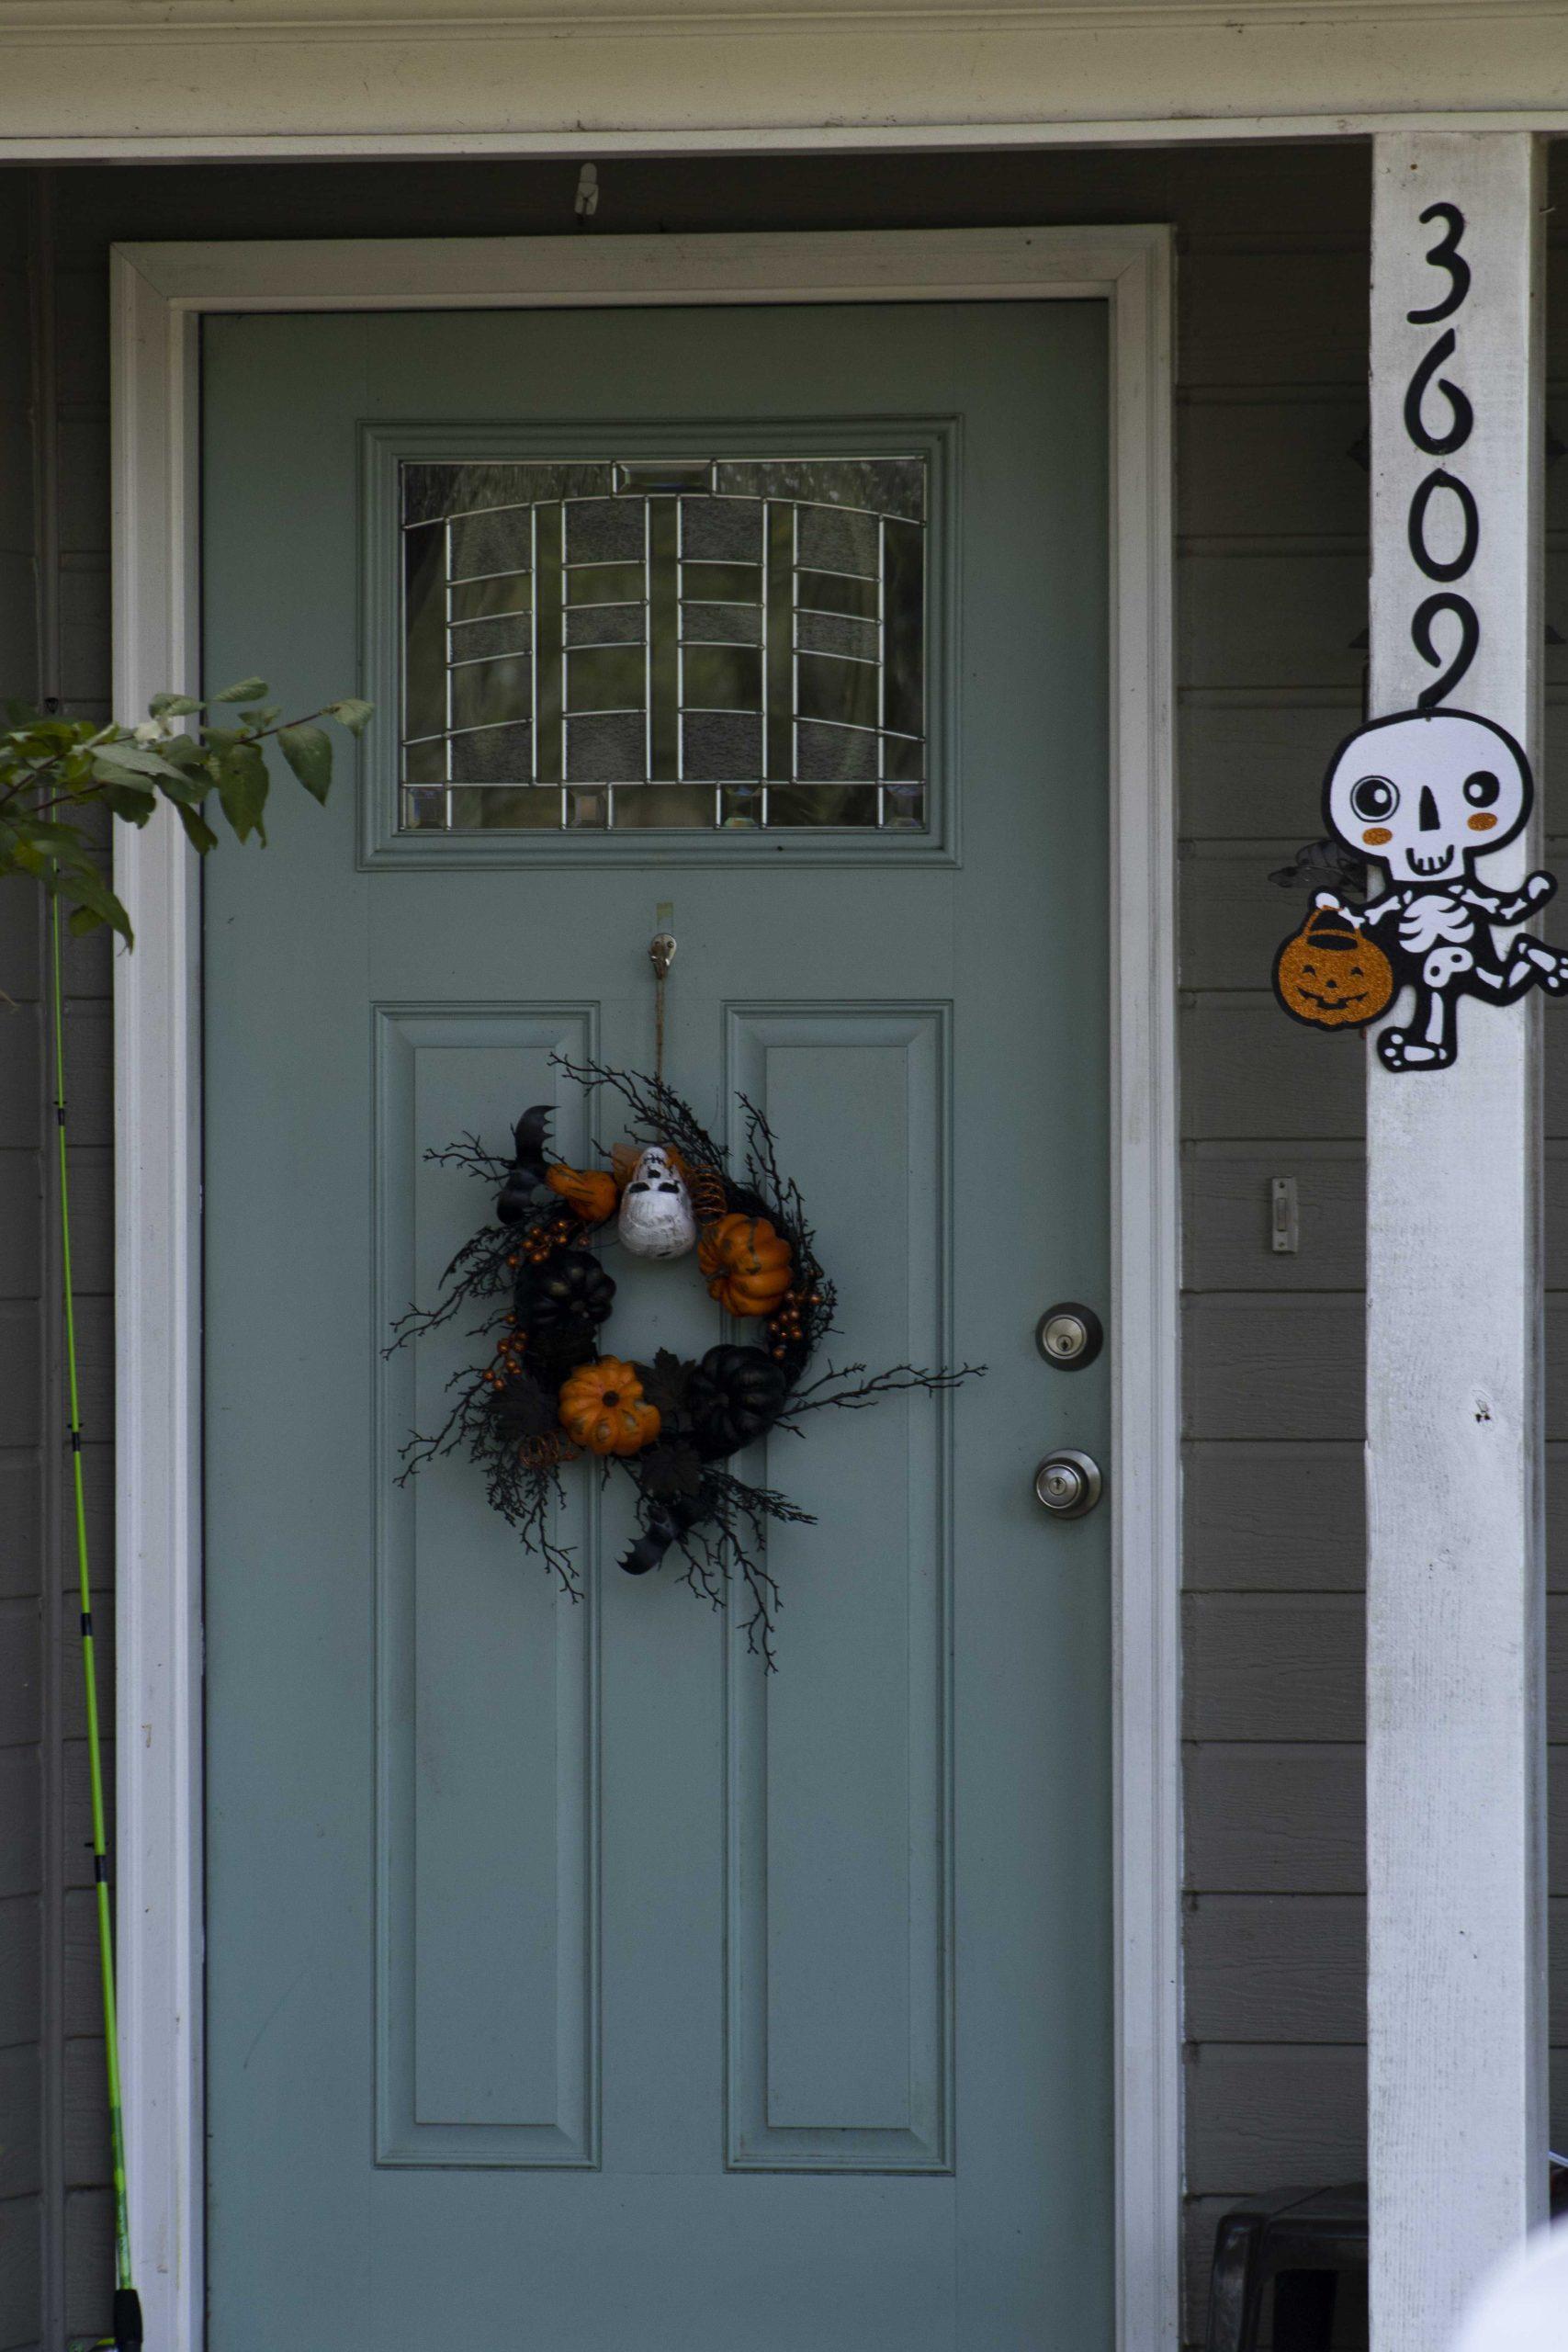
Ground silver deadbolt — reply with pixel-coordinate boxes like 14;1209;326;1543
1033;1450;1104;1519
1036;1302;1103;1370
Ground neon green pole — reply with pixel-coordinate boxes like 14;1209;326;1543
51;891;143;2351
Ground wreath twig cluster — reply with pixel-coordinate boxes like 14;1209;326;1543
389;1057;982;1665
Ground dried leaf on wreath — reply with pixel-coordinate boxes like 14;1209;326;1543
640;1346;694;1419
640;1442;704;1500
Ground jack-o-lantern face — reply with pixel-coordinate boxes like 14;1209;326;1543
1274;908;1395;1029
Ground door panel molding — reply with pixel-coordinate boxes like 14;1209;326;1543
722;1004;953;2174
110;223;1177;2352
374;1007;601;2168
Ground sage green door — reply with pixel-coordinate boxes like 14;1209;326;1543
202;296;1111;2351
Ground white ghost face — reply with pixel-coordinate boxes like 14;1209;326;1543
1325;710;1532;886
616;1146;697;1260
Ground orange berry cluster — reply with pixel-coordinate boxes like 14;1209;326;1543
513;1215;573;1271
486;1317;529;1389
766;1285;821;1360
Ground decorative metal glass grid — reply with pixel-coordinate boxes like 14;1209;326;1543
400;457;927;833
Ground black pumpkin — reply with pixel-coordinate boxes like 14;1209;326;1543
516;1249;615;1338
685;1344;789;1457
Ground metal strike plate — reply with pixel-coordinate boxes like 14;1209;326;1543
1033;1450;1104;1520
1035;1302;1104;1371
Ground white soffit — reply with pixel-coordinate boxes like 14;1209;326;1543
3;0;1568;148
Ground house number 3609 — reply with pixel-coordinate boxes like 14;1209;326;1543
1402;200;1479;707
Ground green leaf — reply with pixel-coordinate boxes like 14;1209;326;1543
323;696;374;738
149;771;210;809
175;800;220;855
237;706;281;732
86;760;159;800
97;784;158;827
276;722;333;805
212;741;270;844
149;693;203;718
157;732;208;771
212;675;268;704
91;742;186;783
62;862;132;943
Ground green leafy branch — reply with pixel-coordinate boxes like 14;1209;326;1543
0;679;372;945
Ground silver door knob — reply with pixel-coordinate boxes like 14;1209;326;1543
1033;1450;1103;1519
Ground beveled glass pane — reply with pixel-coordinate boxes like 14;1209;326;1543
769;784;880;826
719;784;763;828
566;603;645;648
682;603;762;648
796;718;878;782
796;503;878;578
682;643;762;713
682;560;761;603
565;787;611;829
881;731;924;784
567;710;647;780
797;651;879;733
403;737;447;786
611;786;718;829
448;721;532;782
448;573;531;625
565;562;646;608
716;456;924;522
679;497;763;563
451;654;531;732
448;508;531;582
448;785;564;829
403;523;447;742
401;786;447;830
796;568;878;621
683;709;763;781
797;609;878;662
448;616;529;662
566;499;646;562
566;643;646;715
400;452;927;835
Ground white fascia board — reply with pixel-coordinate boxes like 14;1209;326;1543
4;6;1568;150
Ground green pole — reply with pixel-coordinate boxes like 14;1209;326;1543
51;891;143;2352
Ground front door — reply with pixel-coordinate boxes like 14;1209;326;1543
201;288;1111;2350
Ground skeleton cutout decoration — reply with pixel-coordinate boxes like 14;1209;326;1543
1275;708;1568;1071
616;1144;698;1258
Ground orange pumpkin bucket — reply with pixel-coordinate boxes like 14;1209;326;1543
1273;905;1395;1030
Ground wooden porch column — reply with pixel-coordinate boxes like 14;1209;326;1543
1367;132;1549;2349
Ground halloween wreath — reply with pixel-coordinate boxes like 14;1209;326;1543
389;1058;982;1664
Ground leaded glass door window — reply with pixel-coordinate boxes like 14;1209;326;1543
399;456;928;835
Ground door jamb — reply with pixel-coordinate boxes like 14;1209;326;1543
110;223;1179;2352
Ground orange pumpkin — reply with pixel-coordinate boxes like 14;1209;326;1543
698;1213;794;1317
547;1163;620;1227
558;1357;661;1456
1273;906;1395;1030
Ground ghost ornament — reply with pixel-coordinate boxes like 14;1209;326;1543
616;1146;697;1259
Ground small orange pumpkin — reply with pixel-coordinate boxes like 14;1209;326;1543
1273;906;1394;1030
698;1213;794;1317
547;1164;620;1227
558;1357;661;1457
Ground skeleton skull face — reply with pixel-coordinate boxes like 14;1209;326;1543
616;1146;697;1260
1324;709;1532;886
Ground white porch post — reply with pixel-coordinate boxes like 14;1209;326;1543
1367;133;1549;2348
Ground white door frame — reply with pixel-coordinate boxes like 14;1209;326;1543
110;223;1179;2352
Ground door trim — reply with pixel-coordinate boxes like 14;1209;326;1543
110;224;1178;2352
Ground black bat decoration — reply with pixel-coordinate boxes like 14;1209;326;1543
495;1103;555;1226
